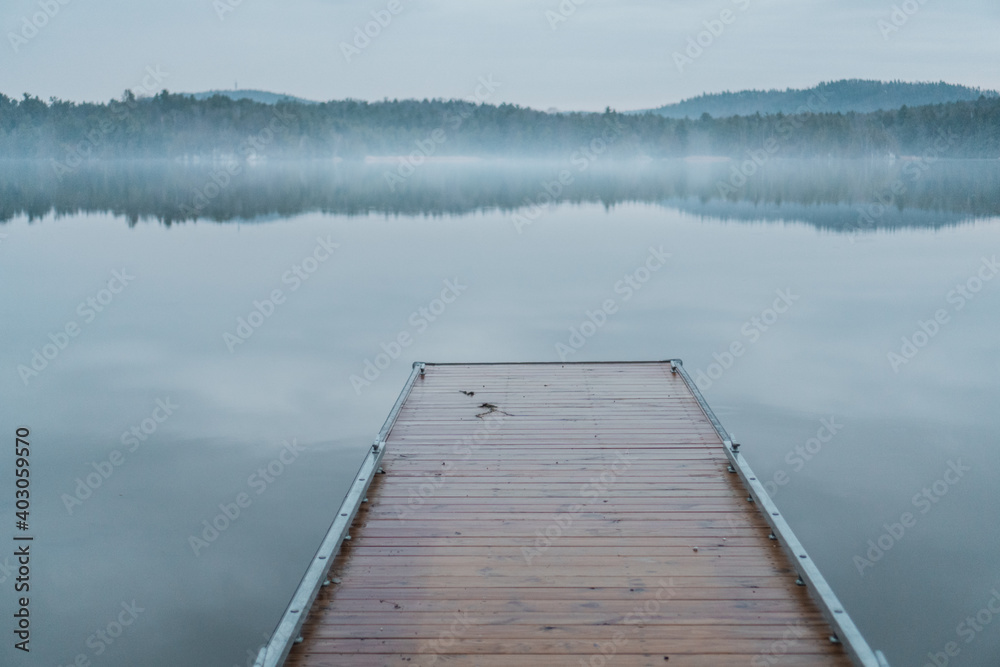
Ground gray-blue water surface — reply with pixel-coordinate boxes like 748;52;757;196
1;161;998;667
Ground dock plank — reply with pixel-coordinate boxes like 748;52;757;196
284;362;850;666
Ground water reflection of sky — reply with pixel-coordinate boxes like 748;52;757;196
1;194;998;666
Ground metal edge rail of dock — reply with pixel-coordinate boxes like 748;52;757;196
253;363;424;667
256;359;890;667
669;360;889;667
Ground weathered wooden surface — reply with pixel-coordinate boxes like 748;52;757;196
286;362;850;666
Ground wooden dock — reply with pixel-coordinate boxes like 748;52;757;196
258;361;887;667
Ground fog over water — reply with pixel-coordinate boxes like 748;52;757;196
3;159;999;228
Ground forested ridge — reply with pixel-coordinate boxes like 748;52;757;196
1;89;999;161
647;79;999;118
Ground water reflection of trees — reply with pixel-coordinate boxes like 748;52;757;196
1;159;998;232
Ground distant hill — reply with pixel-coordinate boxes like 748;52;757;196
189;89;317;105
644;80;999;118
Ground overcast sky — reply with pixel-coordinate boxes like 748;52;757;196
2;0;998;111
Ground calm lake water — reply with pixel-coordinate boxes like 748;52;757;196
1;160;999;666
